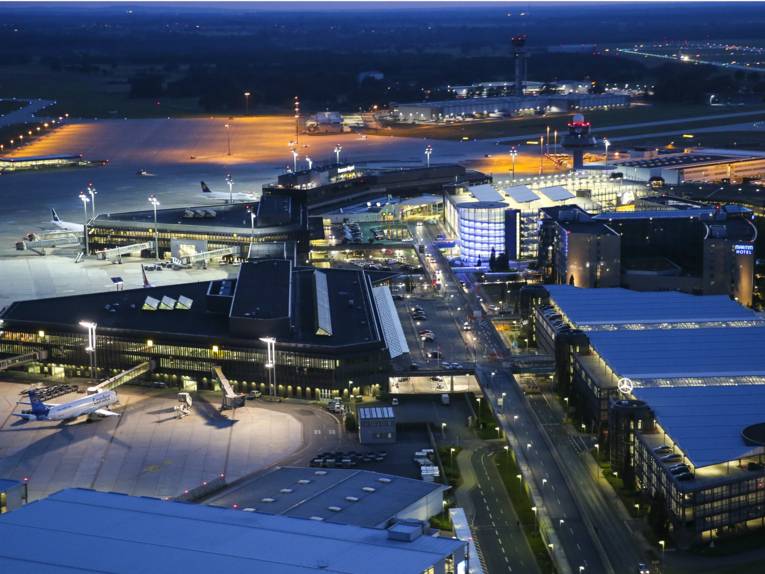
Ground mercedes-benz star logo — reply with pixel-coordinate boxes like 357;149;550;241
617;377;634;395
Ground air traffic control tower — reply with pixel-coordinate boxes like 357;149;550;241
562;113;598;170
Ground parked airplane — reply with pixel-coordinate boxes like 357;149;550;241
50;208;84;232
15;389;119;422
200;181;257;202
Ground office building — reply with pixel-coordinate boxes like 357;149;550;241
0;259;410;397
611;151;765;185
358;406;397;444
531;285;765;544
0;488;467;574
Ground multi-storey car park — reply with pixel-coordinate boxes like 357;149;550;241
529;284;765;544
0;259;409;398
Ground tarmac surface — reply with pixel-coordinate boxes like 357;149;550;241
0;383;304;501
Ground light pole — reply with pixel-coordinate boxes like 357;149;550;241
334;144;342;164
603;138;610;167
306;157;313;171
546;125;550;154
539;136;545;175
78;192;90;256
510;147;517;180
244;91;251;115
450;447;456;466
554;129;558;155
224;123;231;156
294;96;300;146
148;194;160;261
291;149;298;172
260;337;277;397
249;210;256;244
87;183;97;218
225;173;234;203
425;144;432;168
79;320;97;382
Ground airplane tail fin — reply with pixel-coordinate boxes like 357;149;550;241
200;181;212;193
51;208;61;222
141;264;152;288
27;390;49;416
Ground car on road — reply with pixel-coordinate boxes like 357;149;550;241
410;362;420;370
421;333;436;342
430;376;444;382
246;390;262;400
462;321;472;331
427;351;442;360
418;329;434;336
392;294;404;301
412;314;427;321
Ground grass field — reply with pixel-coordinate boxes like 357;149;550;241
0;99;26;115
0;64;202;119
379;104;765;142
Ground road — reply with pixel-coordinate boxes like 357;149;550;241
417;221;647;574
456;443;541;574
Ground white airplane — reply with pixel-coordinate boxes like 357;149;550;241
50;208;84;232
200;181;256;202
14;388;119;422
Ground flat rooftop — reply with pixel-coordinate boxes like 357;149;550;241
614;153;761;170
93;195;298;230
587;327;765;382
0;489;464;574
1;262;384;350
635;385;765;468
545;285;760;329
213;467;444;528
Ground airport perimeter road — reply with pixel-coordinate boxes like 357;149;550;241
456;443;541;574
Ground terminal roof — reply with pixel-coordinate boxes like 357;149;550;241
634;385;765;468
0;488;463;574
217;467;443;528
546;285;759;327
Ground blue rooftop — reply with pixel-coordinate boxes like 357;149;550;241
0;489;464;574
634;385;765;468
546;285;759;328
587;327;765;381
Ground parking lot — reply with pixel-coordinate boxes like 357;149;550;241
0;382;306;501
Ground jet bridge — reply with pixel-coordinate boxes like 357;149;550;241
96;241;153;263
178;246;240;267
87;361;153;394
0;350;48;371
212;366;245;410
15;231;81;255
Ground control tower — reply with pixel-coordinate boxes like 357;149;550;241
512;35;528;97
562;113;598;170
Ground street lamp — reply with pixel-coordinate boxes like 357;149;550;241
291;149;299;172
542;478;548;486
539;136;545;175
224;123;231;156
441;422;447;438
425;144;432;168
495;425;501;439
244;91;251;115
306;157;313;170
249;210;256;243
509;147;518;180
546;125;550;154
86;183;97;218
148;194;160;261
294;96;300;146
78;192;90;256
604;138;610;167
659;540;665;557
225;173;234;204
450;447;456;465
554;129;558;155
79;320;97;382
334;144;342;164
504;445;510;459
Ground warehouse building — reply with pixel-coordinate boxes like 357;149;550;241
394;93;628;123
0;488;467;574
212;467;446;528
531;285;765;544
0;259;409;397
611;151;765;185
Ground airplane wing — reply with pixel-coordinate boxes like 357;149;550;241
93;409;120;417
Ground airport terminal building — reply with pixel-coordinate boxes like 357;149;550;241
87;191;322;261
532;285;765;543
0;259;409;398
